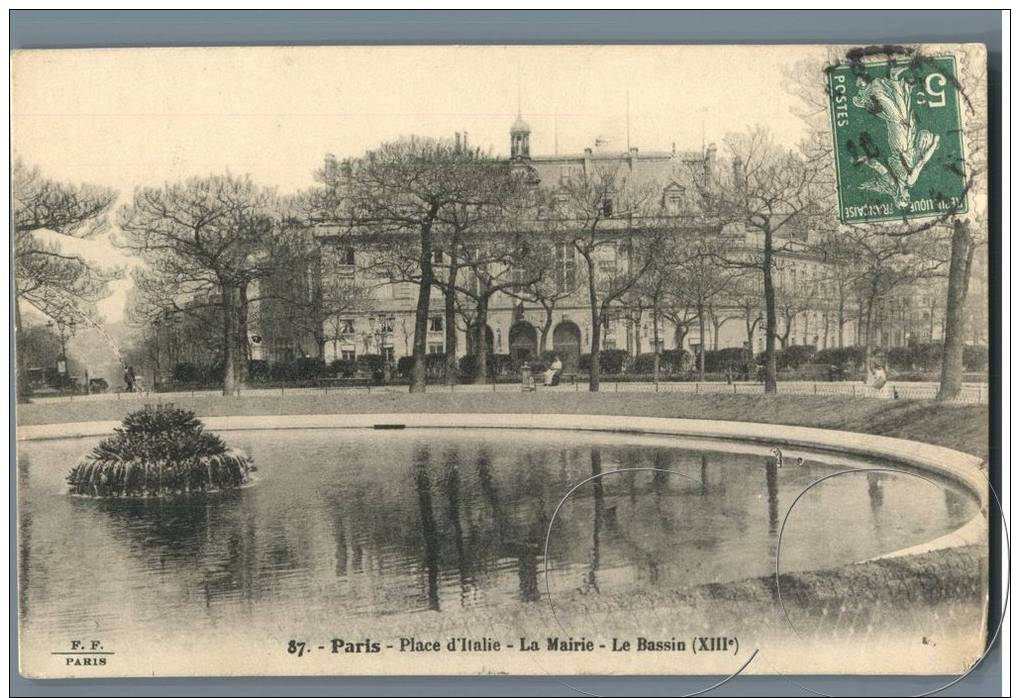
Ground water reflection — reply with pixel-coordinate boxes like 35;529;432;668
868;472;885;513
476;448;545;602
583;448;604;594
765;458;780;535
17;429;979;643
412;447;441;611
441;450;474;604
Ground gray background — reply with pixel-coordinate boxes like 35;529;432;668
9;9;1003;697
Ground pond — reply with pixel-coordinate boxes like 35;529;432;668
17;427;977;645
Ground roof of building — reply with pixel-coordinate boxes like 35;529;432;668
510;114;531;133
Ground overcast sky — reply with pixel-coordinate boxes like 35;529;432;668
13;44;826;322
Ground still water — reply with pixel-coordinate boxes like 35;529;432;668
18;428;976;642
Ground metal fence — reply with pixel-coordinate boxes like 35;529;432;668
29;379;989;405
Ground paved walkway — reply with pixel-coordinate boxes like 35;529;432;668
28;379;990;404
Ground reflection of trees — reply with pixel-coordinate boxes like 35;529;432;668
592;449;681;586
412;447;441;611
765;458;780;535
943;486;969;523
32;436;822;625
91;491;260;604
441;449;477;604
867;472;885;514
476;449;546;602
583;448;604;594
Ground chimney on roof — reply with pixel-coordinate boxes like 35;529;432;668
463;131;469;151
733;154;744;183
455;132;462;152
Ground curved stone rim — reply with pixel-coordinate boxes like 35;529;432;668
17;412;988;558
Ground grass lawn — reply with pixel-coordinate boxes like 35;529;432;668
16;391;991;459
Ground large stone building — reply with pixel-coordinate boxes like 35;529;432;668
273;115;866;371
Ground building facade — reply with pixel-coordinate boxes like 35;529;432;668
284;115;871;372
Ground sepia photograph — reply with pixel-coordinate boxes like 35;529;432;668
11;40;994;680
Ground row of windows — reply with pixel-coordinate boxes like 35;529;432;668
334;315;445;336
329;244;844;299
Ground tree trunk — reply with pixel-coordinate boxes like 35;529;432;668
589;311;602;392
676;323;689;364
837;290;846;348
586;256;601;392
652;303;661;385
539;302;554;354
697;301;706;382
410;216;436;393
221;284;239;396
236;284;250;387
762;230;778;394
444;263;459;385
861;293;876;383
153;325;162;388
937;220;975;401
778;312;792;350
473;296;490;385
633;307;642;357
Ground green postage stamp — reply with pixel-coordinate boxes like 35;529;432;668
828;55;968;224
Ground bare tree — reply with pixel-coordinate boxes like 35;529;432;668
347;137;502;392
545;163;662;391
814;231;862;349
668;226;735;380
633;237;682;384
720;272;764;373
689;127;833;393
771;259;817;350
787;48;988;400
446;217;547;383
844;226;948;379
935;48;987;398
118;174;293;395
504;230;581;357
661;303;699;371
429;162;527;383
12;159;120;400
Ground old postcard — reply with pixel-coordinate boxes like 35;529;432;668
12;44;991;679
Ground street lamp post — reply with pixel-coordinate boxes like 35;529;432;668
47;317;77;390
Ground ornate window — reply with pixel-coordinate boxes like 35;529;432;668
554;242;576;292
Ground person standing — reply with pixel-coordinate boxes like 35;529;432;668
124;365;136;393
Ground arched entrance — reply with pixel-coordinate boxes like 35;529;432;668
466;323;494;355
552;321;582;373
509;321;538;363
